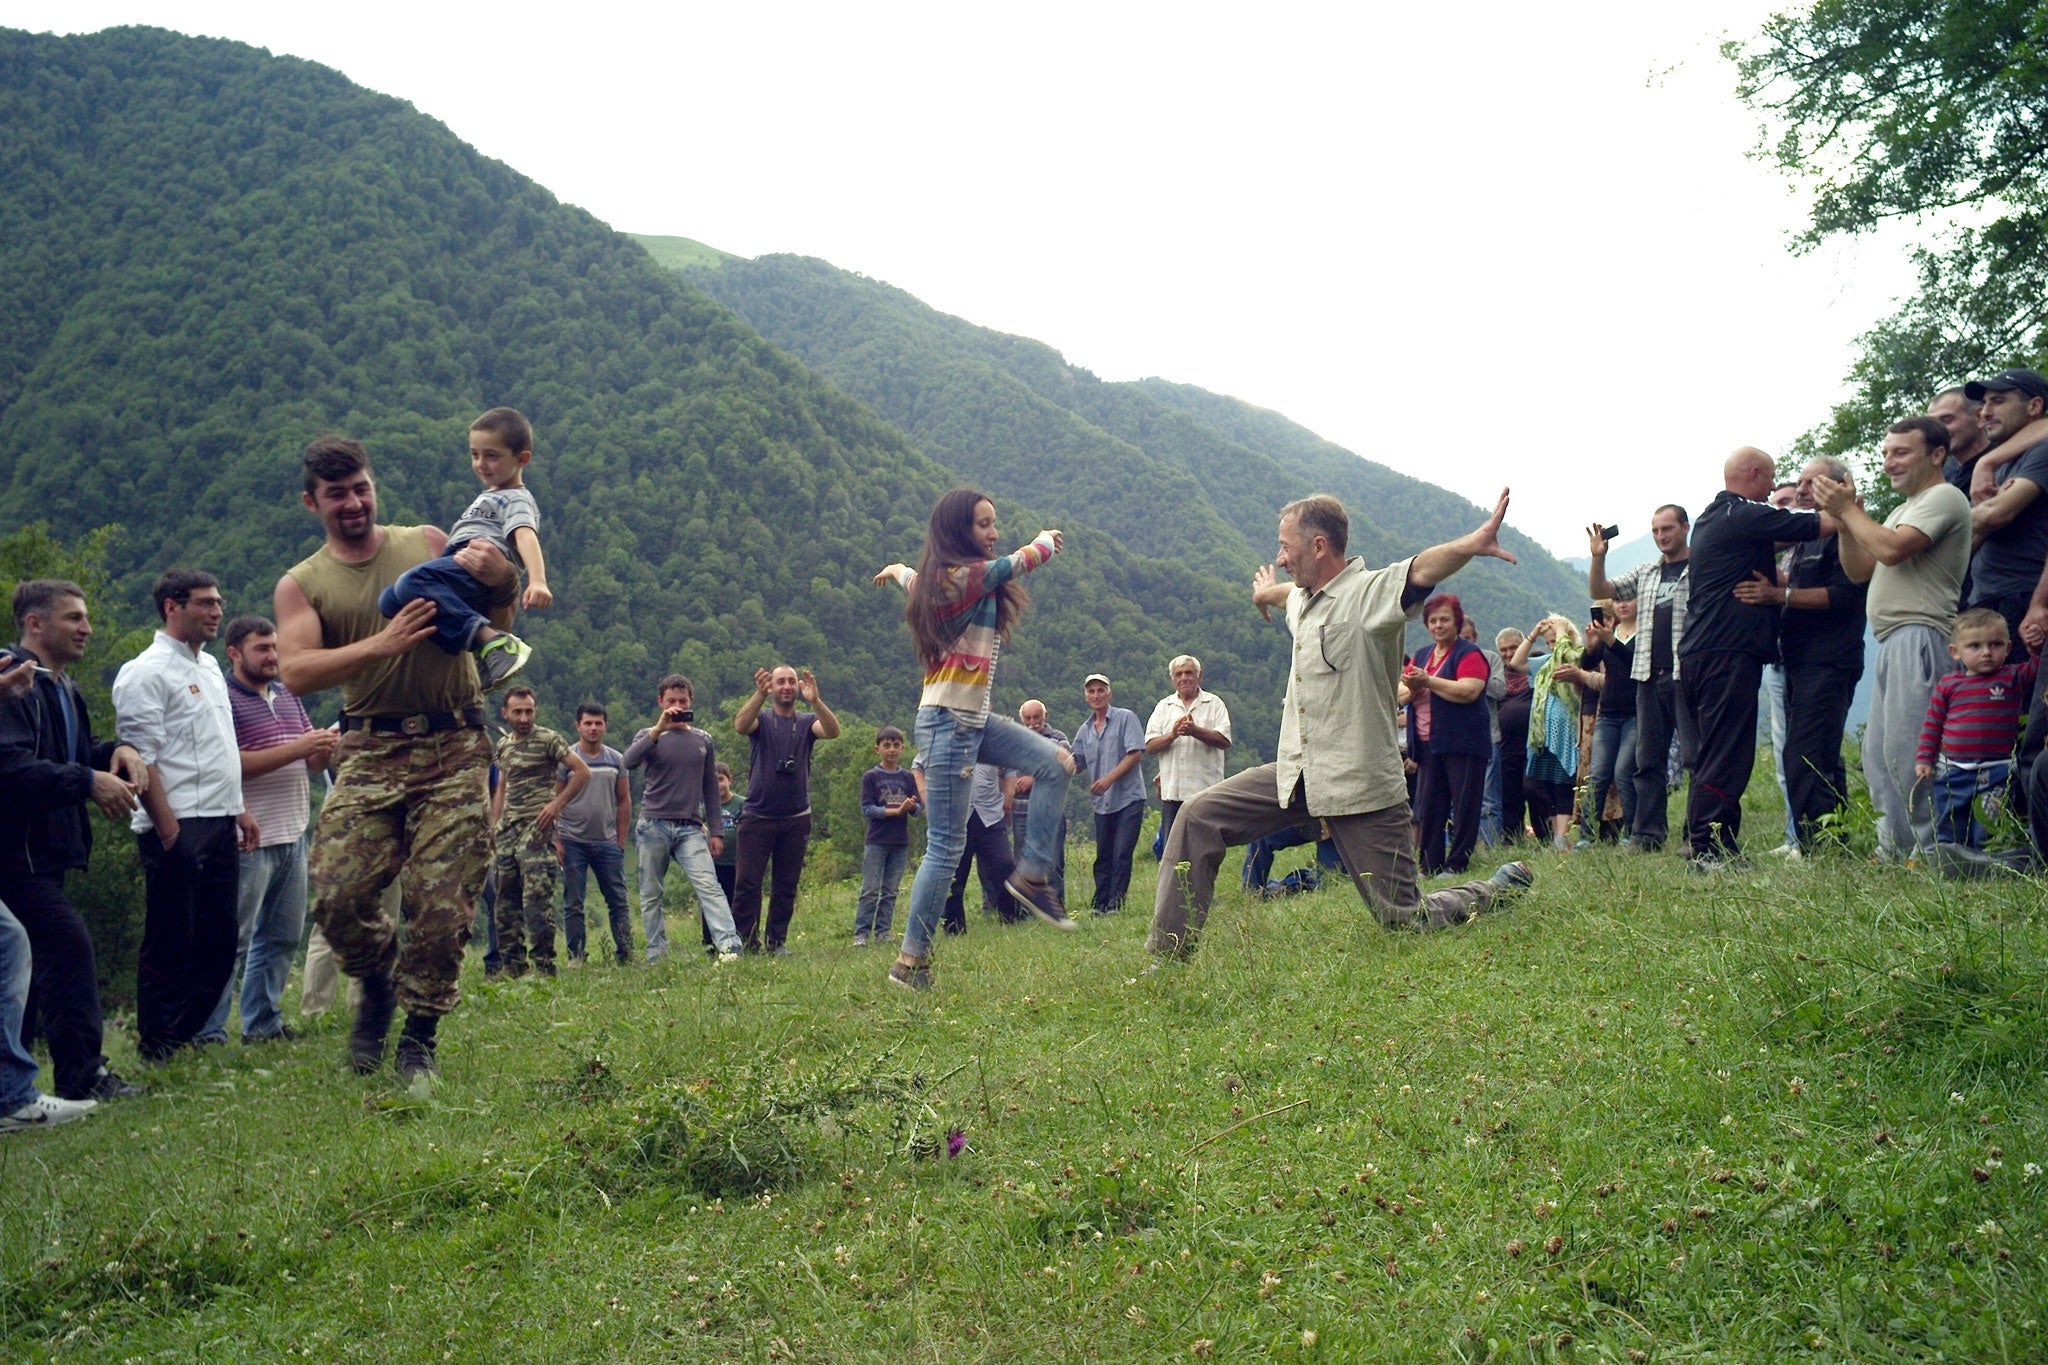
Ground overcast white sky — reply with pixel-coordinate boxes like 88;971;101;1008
5;1;1927;557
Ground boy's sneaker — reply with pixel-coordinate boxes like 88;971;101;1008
851;934;868;948
1;1093;97;1134
1004;873;1076;931
714;950;740;965
475;633;532;691
887;961;932;993
1486;860;1535;906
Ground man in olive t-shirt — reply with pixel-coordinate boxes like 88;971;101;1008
275;434;519;1081
1814;417;1971;861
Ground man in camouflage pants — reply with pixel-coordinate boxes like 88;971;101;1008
489;686;587;977
275;435;520;1080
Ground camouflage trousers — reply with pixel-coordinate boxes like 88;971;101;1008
308;726;491;1018
492;818;560;976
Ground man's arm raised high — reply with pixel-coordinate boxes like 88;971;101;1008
1407;489;1518;595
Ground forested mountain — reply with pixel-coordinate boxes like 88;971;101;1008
0;25;1291;772
666;251;1593;635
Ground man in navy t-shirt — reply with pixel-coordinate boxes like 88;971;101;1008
731;665;840;953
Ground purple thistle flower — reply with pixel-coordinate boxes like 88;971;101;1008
946;1128;968;1158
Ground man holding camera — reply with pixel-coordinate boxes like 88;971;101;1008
623;674;743;963
731;665;840;954
1587;504;1694;852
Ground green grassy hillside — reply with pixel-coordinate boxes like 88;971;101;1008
4;825;2041;1360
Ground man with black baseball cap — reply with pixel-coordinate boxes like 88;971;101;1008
1964;368;2048;659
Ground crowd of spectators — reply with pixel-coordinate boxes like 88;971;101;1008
8;370;2048;1124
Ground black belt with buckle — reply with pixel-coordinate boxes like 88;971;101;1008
339;707;486;736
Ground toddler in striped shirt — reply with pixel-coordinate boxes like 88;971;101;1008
1916;608;2039;848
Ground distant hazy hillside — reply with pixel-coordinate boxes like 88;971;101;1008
664;250;1593;636
0;26;1292;778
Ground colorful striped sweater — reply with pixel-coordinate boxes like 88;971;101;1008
1917;658;2039;766
898;532;1059;721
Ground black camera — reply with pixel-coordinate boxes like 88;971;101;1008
777;757;797;774
1590;606;1608;624
666;708;694;725
1600;524;1620;543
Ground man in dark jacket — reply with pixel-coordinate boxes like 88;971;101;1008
0;580;150;1102
1681;449;1827;869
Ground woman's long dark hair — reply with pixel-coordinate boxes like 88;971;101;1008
906;488;1032;669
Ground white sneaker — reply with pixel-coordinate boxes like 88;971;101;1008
714;950;740;965
0;1092;97;1134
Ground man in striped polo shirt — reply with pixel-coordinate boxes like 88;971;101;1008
206;615;336;1042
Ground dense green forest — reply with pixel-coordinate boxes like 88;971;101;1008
0;26;1303;972
666;251;1591;636
0;27;1302;753
0;25;1594;994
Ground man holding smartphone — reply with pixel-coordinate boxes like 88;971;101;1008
1587;506;1696;852
623;674;743;964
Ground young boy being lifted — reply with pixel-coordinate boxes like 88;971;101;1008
378;407;550;689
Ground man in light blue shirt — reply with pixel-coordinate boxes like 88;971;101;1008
1070;673;1147;914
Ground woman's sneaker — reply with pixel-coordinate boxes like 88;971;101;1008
887;961;932;993
1004;873;1076;930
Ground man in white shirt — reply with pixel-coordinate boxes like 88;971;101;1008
1143;655;1233;852
112;571;259;1061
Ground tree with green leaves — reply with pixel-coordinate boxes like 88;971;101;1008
1730;1;2048;484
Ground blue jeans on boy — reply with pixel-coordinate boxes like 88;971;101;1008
377;543;493;655
856;844;909;940
0;900;42;1113
1932;759;2010;849
901;709;1070;959
561;839;633;964
1240;825;1343;890
636;819;742;960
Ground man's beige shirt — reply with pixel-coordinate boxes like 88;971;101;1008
1272;556;1419;818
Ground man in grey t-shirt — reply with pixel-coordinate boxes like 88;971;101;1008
1815;416;1971;860
622;674;743;963
556;702;633;965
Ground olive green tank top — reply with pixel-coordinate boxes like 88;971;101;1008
287;526;484;718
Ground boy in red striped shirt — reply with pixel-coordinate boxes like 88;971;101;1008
1916;608;2039;848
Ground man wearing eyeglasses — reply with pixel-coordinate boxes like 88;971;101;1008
112;570;260;1061
1144;493;1535;964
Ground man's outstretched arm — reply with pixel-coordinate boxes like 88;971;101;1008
1408;489;1518;592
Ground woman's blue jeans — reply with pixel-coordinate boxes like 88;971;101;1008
901;708;1070;958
